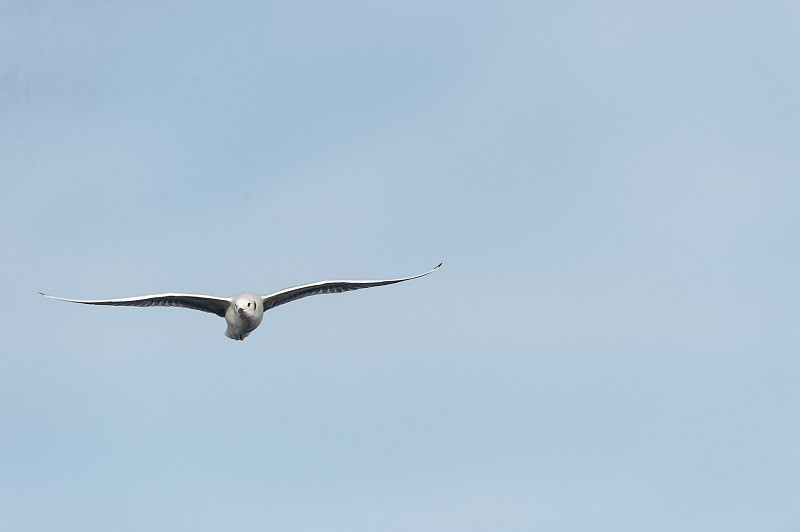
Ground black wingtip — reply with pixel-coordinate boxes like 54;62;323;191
435;263;442;269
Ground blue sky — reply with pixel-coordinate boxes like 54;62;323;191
2;1;799;530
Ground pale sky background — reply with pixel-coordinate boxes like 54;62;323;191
2;1;800;531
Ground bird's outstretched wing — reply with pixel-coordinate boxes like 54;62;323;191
39;292;231;317
261;263;442;311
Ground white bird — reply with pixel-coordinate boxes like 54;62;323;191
40;264;441;340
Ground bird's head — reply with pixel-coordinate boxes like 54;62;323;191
233;294;260;317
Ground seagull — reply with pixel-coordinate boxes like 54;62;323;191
40;263;441;340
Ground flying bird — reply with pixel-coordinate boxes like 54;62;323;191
41;263;441;340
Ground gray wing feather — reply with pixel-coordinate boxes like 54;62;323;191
262;263;441;311
39;292;231;317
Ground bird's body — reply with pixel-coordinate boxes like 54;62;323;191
41;264;441;340
225;292;263;340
